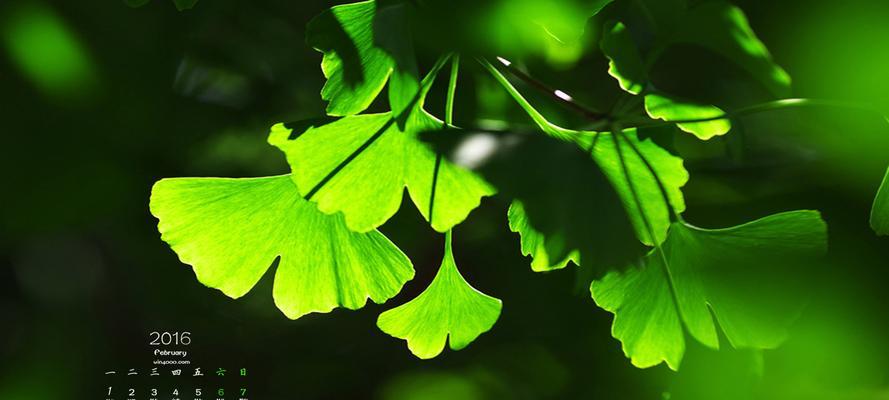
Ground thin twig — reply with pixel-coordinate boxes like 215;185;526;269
491;56;607;121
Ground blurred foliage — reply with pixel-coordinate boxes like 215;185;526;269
2;0;889;399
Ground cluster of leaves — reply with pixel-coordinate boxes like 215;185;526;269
150;0;889;369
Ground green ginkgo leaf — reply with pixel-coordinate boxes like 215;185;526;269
644;94;731;140
592;211;827;370
422;129;644;273
872;166;889;235
490;134;643;272
580;130;689;246
601;21;646;95
377;232;502;359
307;0;418;116
149;175;414;320
268;61;494;233
477;59;686;246
600;22;731;140
508;201;580;272
671;0;791;97
601;3;788;99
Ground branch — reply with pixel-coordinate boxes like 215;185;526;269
491;56;607;121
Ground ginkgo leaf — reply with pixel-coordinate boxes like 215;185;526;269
644;94;731;140
671;0;791;97
600;21;731;140
601;21;646;95
872;166;889;235
508;201;579;272
580;129;689;246
592;211;827;370
422;130;643;272
307;0;418;116
268;61;495;233
377;232;502;359
602;3;788;96
149;175;414;320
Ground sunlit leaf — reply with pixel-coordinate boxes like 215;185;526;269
377;232;502;359
307;0;418;116
268;62;494;233
149;175;414;319
644;94;731;140
872;166;889;235
592;211;827;370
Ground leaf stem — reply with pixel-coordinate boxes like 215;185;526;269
612;123;682;318
616;129;685;224
412;54;453;111
446;55;459;126
477;57;605;139
611;123;658;243
307;54;451;200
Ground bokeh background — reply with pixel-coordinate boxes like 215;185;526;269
1;0;888;399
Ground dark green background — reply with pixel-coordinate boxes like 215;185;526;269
2;0;888;399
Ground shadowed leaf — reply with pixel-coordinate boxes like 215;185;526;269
307;0;418;116
670;1;791;97
601;21;646;95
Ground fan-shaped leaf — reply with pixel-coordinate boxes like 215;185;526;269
268;111;493;233
268;60;494;233
592;211;827;370
149;175;414;319
377;232;502;359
